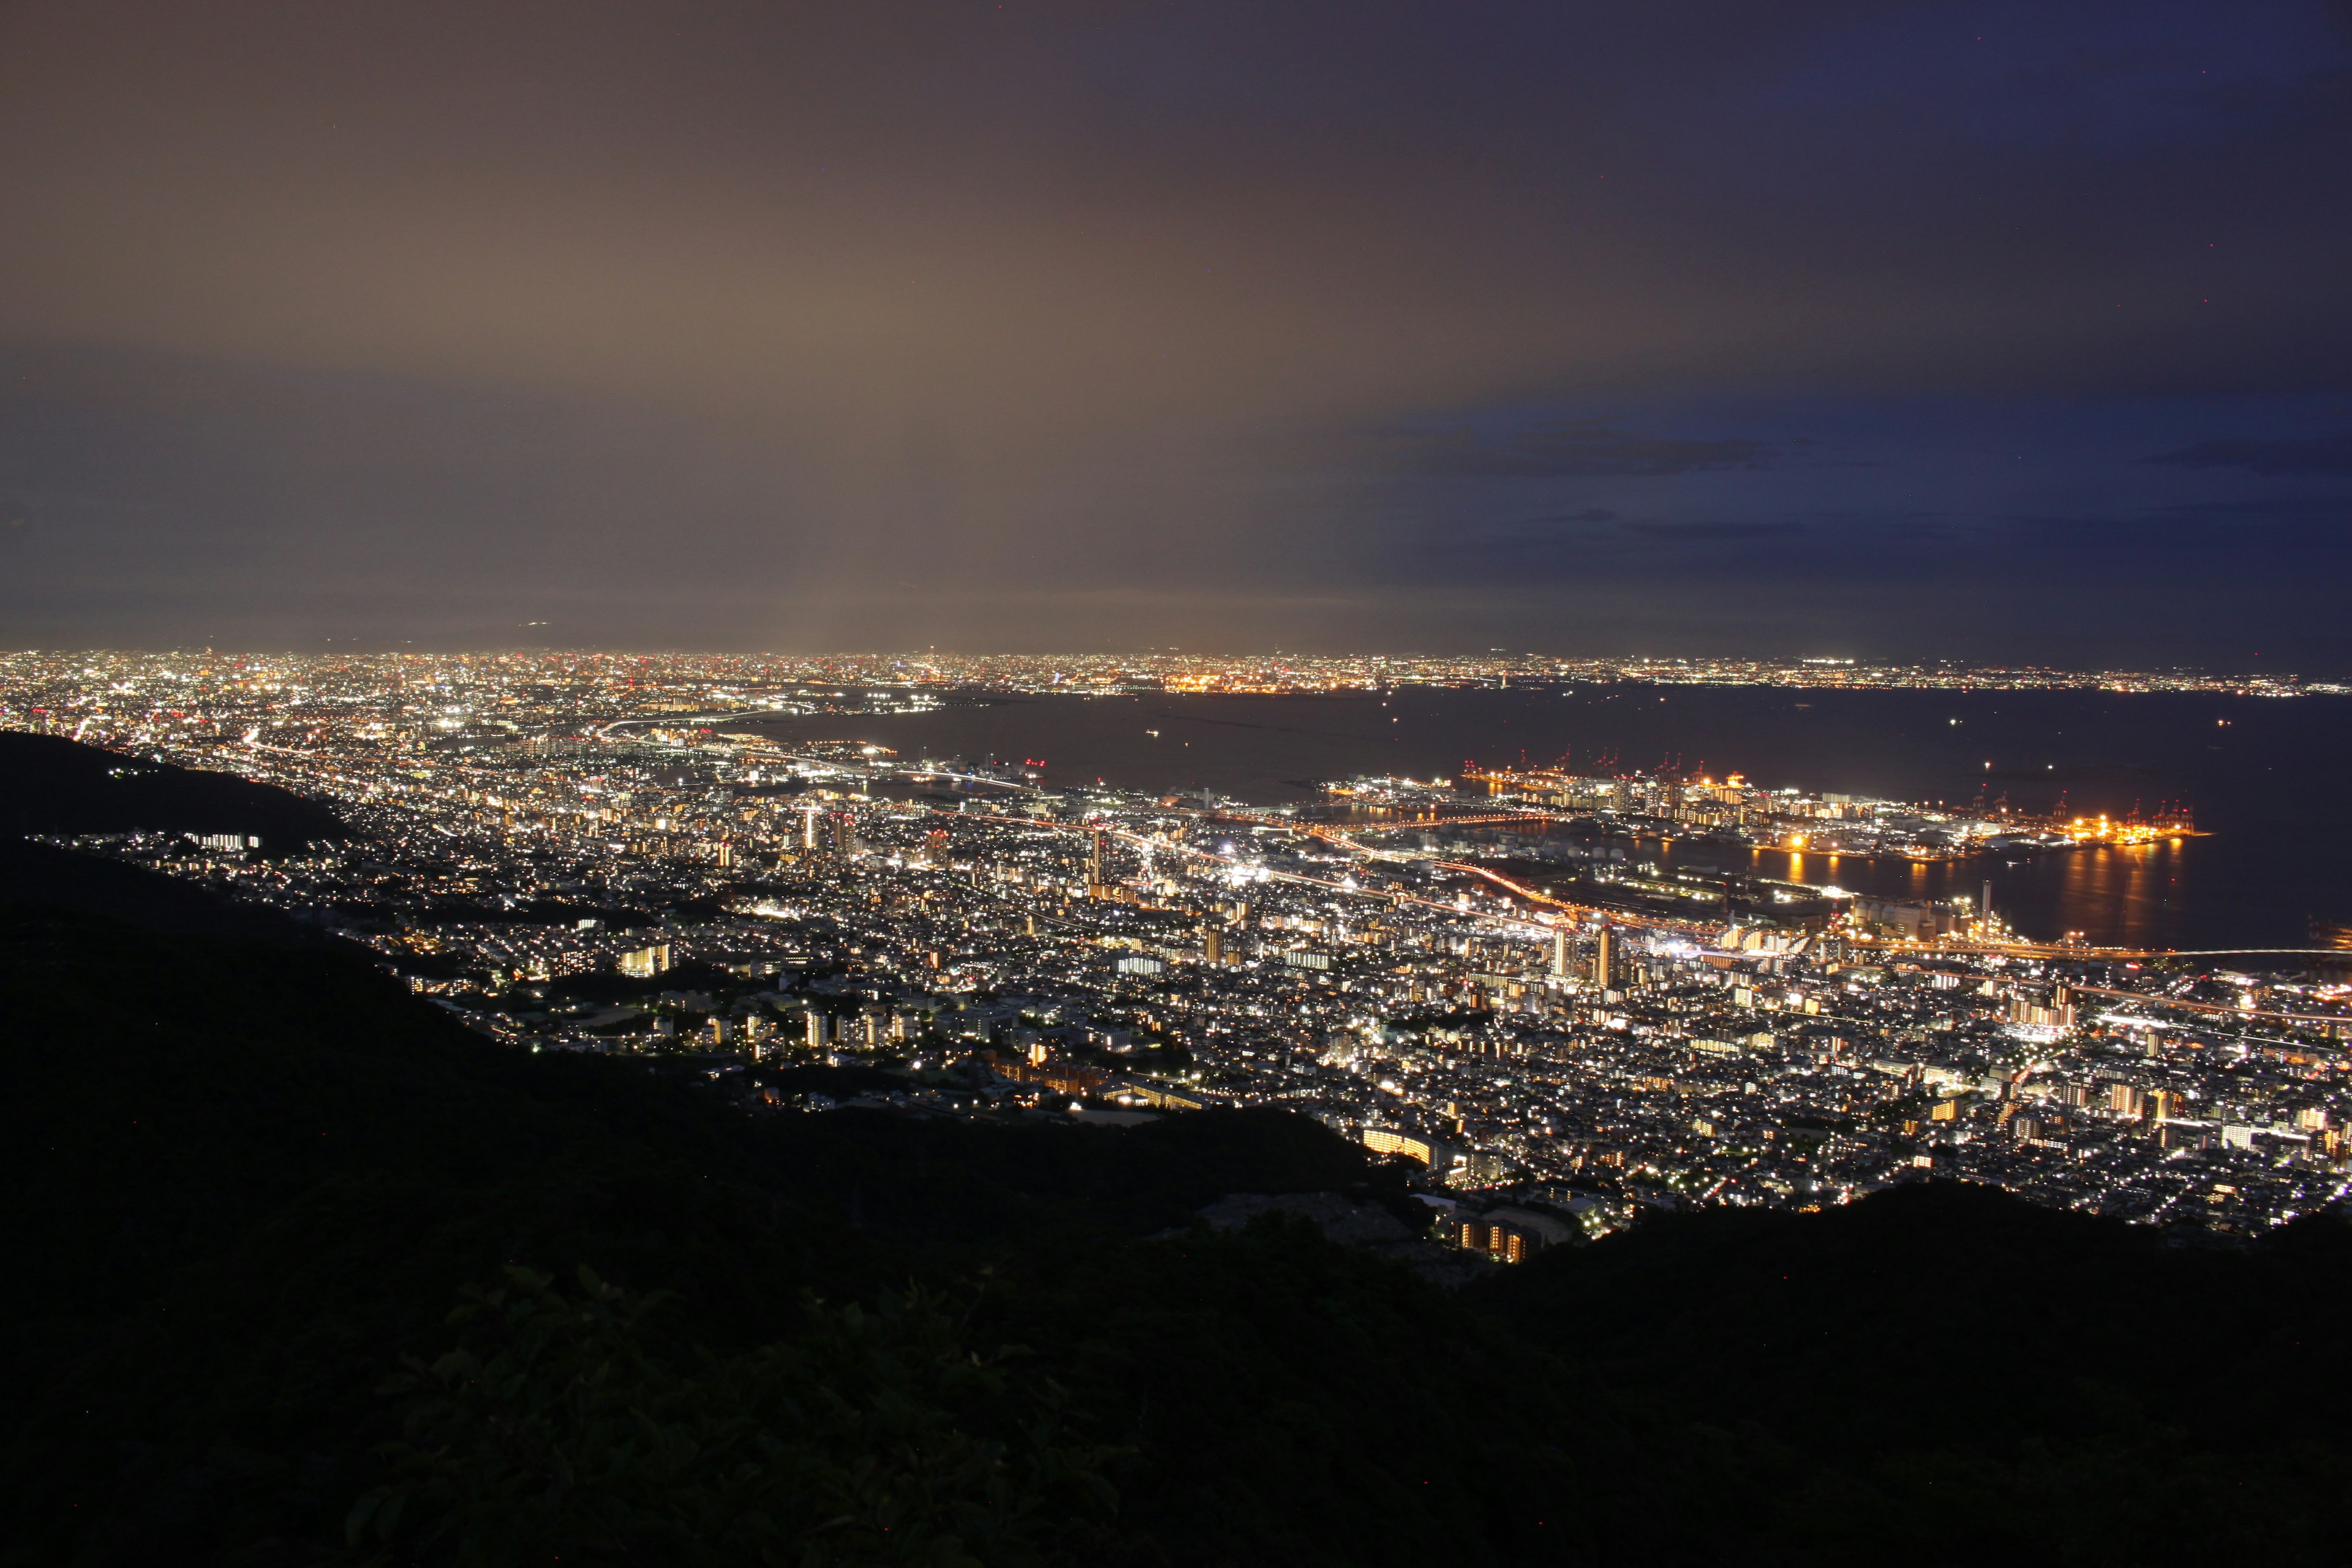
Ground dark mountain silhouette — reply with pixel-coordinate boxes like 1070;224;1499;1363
0;731;348;846
3;747;2348;1565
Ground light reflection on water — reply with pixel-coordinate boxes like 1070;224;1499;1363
1677;837;2191;950
749;684;2351;950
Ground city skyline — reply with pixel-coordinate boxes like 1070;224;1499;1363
11;646;2348;1245
6;644;2342;692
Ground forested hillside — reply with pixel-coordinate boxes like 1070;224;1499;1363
4;835;2350;1564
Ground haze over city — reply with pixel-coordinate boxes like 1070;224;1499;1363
2;0;2349;664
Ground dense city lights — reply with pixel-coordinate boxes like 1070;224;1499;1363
9;647;2347;1245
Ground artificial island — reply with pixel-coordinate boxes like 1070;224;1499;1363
7;646;2348;1254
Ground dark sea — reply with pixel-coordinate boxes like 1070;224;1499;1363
750;685;2352;952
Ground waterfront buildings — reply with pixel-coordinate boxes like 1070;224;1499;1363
7;647;2348;1246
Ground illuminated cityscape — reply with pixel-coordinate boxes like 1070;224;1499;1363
10;646;2348;1250
10;1;2352;1555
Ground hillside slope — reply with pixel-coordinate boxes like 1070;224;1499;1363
4;791;2350;1563
0;730;347;845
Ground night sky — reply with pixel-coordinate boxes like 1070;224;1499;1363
2;1;2347;665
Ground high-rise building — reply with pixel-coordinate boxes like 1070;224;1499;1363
1593;925;1615;991
1454;1208;1575;1262
1549;925;1571;980
1361;1127;1437;1166
619;942;673;979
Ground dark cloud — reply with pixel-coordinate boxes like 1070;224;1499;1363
1986;516;2352;585
2145;431;2352;475
1621;520;1806;540
1399;424;1774;478
2155;494;2352;518
0;0;2343;660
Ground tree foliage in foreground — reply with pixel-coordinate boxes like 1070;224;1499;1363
14;889;2352;1567
351;1267;1115;1567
